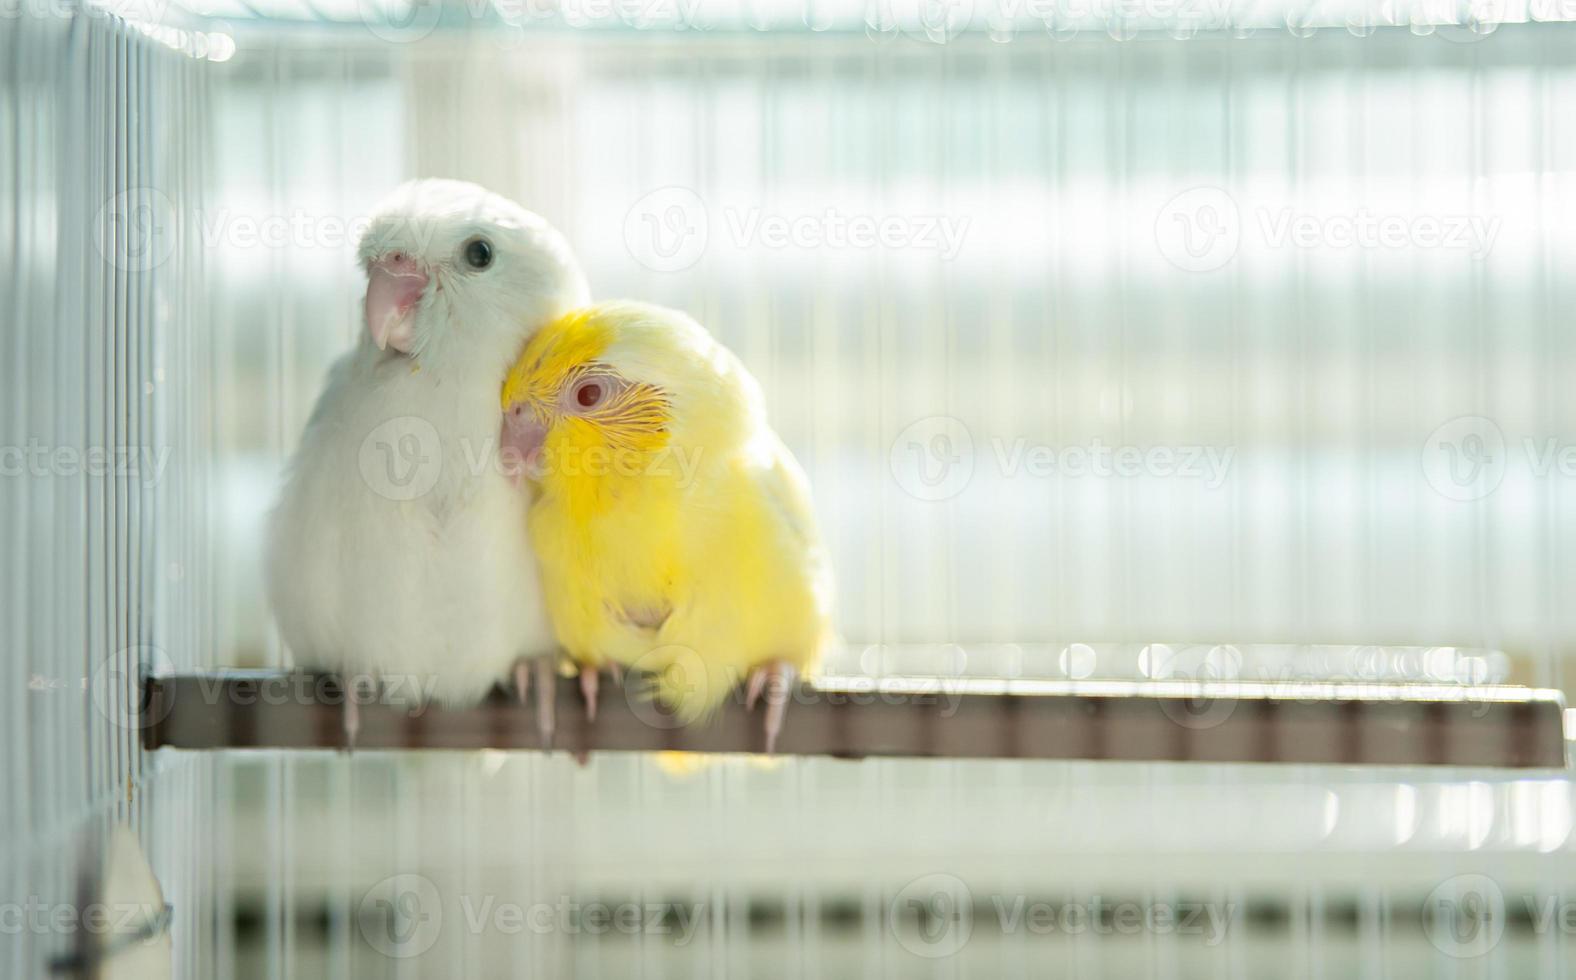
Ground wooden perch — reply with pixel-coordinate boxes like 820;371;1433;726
141;671;1568;767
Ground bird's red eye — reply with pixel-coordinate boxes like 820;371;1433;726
575;381;604;409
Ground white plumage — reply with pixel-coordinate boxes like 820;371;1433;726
266;179;588;710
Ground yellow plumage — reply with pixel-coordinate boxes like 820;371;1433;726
501;301;833;724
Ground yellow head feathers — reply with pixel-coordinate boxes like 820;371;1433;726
500;306;611;416
500;302;763;485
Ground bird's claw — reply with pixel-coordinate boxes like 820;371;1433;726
343;696;359;752
572;663;623;766
512;656;558;751
514;659;531;706
579;668;599;722
534;656;556;750
341;673;373;752
745;660;795;754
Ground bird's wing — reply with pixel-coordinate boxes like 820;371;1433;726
749;431;821;552
741;430;834;624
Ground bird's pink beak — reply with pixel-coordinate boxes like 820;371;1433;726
500;404;548;484
364;251;428;354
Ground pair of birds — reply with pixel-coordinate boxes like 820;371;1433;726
265;179;832;753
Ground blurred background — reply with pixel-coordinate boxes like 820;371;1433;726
6;0;1576;976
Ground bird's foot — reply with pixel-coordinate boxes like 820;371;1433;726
341;673;375;752
744;660;796;754
570;663;627;765
573;661;626;723
579;667;599;723
344;696;358;752
511;655;559;751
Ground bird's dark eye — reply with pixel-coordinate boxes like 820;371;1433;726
574;380;604;409
463;237;493;270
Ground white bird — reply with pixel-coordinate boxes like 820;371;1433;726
265;178;588;746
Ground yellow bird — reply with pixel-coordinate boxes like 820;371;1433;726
499;301;833;751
